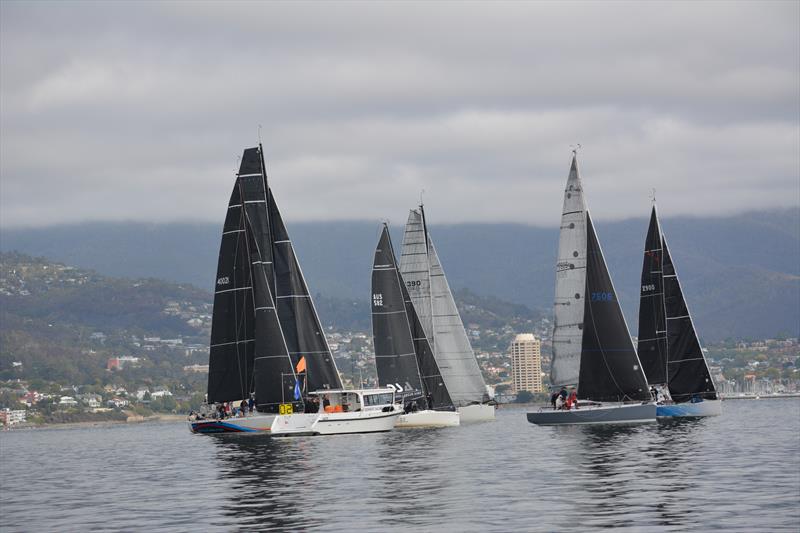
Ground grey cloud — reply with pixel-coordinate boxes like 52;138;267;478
1;1;798;228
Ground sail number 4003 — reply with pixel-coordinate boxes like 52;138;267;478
217;277;230;286
591;292;614;301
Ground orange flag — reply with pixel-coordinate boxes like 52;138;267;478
296;356;307;373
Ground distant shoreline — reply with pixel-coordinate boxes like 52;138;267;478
3;413;186;432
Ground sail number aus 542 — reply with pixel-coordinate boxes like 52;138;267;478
373;293;383;307
591;292;614;302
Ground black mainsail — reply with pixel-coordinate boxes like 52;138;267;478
637;205;717;402
550;154;650;402
637;206;668;385
208;147;300;412
371;225;453;410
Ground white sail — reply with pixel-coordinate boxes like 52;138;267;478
400;208;489;406
399;209;434;342
551;155;587;387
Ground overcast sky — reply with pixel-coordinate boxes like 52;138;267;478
1;1;798;228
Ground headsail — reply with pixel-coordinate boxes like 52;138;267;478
579;212;651;402
268;188;343;392
637;206;668;385
662;236;718;401
551;155;587;387
372;225;452;409
400;208;489;406
208;147;299;411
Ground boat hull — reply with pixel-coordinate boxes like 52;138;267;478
189;414;277;434
527;403;657;426
190;409;401;436
396;409;460;428
273;410;401;436
657;399;722;418
457;403;496;422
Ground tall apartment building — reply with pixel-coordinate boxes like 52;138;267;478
510;333;543;394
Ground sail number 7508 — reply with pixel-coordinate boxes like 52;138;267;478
591;292;614;302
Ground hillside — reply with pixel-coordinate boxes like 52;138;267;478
0;253;541;389
2;208;798;341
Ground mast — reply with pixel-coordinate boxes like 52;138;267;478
662;235;718;402
419;202;435;349
637;205;669;385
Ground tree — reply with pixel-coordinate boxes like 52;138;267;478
514;390;534;403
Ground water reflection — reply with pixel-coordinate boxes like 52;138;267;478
372;428;451;528
546;420;708;531
212;435;316;532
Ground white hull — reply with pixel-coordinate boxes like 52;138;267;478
190;409;401;435
396;409;460;428
527;403;657;426
657;399;722;418
457;404;496;422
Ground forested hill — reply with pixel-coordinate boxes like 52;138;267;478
1;208;798;341
0;253;542;385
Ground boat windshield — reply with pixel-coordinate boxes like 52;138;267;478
363;393;393;406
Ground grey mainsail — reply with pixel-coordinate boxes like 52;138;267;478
400;208;490;406
551;155;587;387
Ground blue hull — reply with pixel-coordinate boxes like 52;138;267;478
656;399;722;418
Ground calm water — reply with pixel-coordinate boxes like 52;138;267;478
1;399;798;532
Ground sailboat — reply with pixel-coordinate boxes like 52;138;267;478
527;153;656;425
371;223;461;427
190;145;401;435
399;205;496;422
637;204;721;417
